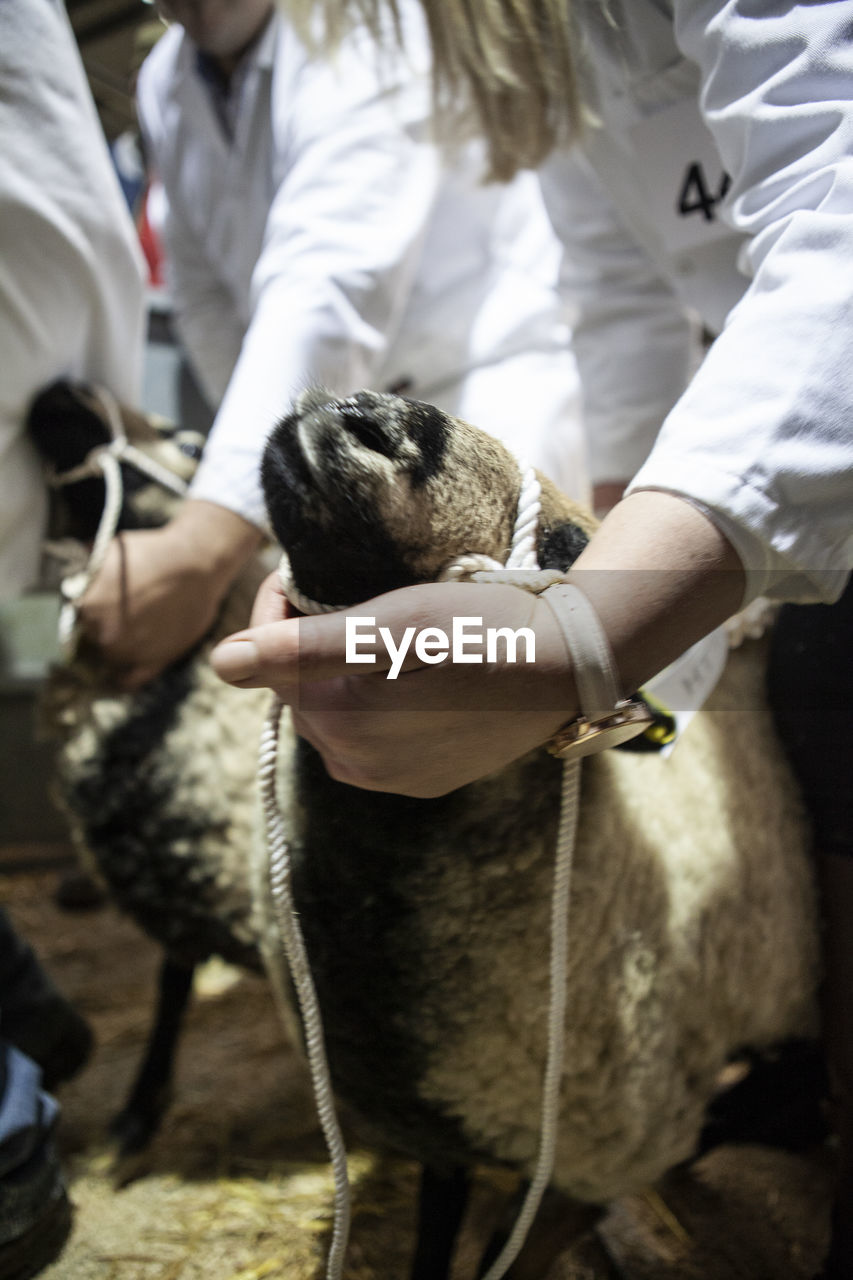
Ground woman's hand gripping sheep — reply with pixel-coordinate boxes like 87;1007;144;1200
213;572;576;796
211;491;745;798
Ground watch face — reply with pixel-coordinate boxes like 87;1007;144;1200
548;704;654;760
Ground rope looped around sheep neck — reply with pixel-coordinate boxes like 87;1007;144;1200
259;460;580;1280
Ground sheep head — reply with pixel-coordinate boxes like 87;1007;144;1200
261;388;596;607
27;379;204;542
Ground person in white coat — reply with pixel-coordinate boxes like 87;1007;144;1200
76;0;584;687
210;3;853;1276
224;0;853;772
0;2;145;1273
0;0;146;600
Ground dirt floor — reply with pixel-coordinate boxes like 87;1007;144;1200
0;851;838;1280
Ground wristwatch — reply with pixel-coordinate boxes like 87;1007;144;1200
539;582;654;760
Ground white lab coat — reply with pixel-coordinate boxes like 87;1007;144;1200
136;11;585;527
0;0;146;599
542;0;853;604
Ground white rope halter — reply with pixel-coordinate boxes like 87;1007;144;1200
47;387;189;656
259;461;580;1280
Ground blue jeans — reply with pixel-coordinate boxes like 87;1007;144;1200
0;911;67;1249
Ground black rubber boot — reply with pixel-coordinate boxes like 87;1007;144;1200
0;1047;72;1280
0;1145;71;1280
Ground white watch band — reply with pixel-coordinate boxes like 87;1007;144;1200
540;582;623;719
539;582;653;760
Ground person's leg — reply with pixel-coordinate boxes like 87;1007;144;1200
0;0;145;598
0;910;92;1092
767;576;853;1280
0;1042;71;1280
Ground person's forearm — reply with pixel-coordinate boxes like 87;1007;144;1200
568;490;746;697
169;499;265;577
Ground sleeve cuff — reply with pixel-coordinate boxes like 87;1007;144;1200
627;454;848;605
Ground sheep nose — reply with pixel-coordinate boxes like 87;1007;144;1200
337;398;397;459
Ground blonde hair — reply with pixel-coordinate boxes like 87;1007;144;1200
286;0;583;182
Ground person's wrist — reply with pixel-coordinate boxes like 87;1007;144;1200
535;580;654;759
565;491;745;697
525;593;580;725
171;500;264;580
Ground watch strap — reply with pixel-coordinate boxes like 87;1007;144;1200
540;582;622;719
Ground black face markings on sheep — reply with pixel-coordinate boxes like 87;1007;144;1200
26;378;201;540
396;396;451;487
538;520;590;571
29;380;114;476
261;391;419;607
28;380;146;539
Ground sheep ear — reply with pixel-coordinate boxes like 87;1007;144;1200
537;520;591;572
293;385;334;415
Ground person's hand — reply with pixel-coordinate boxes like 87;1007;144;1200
211;575;577;797
210;492;746;798
77;500;263;688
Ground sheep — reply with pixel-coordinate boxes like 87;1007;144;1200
255;387;823;1268
29;378;272;1151
29;378;824;1278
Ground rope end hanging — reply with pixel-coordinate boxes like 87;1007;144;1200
259;695;352;1280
